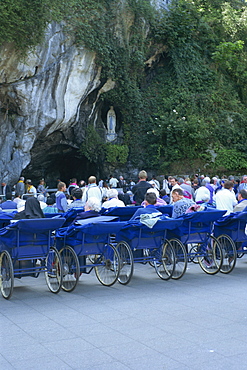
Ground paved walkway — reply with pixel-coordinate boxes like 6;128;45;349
1;258;247;370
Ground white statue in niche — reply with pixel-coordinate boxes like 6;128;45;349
106;106;117;141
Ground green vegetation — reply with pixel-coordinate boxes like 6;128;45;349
1;0;247;175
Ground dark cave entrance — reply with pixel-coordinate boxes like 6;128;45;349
22;144;98;188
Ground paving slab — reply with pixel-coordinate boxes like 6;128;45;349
1;258;247;369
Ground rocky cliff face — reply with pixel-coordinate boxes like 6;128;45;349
0;22;114;185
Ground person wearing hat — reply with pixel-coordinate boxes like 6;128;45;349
26;179;37;197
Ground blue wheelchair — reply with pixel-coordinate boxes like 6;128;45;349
101;205;173;220
167;209;225;279
55;217;122;292
214;211;247;273
114;218;184;284
0;218;65;299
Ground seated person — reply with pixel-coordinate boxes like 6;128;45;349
233;189;247;212
67;188;84;210
141;188;167;206
130;192;161;220
74;197;101;222
102;189;125;209
37;194;47;210
160;189;170;204
13;192;26;212
172;188;195;218
43;197;59;213
14;197;45;219
118;189;132;205
1;192;17;210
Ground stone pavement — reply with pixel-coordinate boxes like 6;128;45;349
1;258;247;370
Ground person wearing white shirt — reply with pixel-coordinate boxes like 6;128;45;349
169;177;182;204
214;181;237;216
102;189;125;209
109;175;119;188
81;176;102;207
195;184;211;203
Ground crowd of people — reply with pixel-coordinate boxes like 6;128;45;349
0;172;247;221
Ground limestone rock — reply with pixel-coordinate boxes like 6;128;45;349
0;23;103;184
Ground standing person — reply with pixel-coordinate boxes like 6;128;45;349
129;179;135;191
162;176;171;195
16;177;25;197
55;181;68;213
132;170;152;206
37;179;48;198
67;178;79;196
98;179;104;188
214;181;237;216
119;176;127;191
101;181;110;202
109;175;119;188
1;182;11;200
81;176;102;207
26;179;37;197
150;175;160;190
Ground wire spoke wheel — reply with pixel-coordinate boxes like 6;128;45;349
188;244;200;264
45;247;63;293
95;244;120;286
154;240;175;280
60;246;80;292
217;234;237;274
198;235;223;275
0;250;14;299
115;241;134;285
169;238;187;280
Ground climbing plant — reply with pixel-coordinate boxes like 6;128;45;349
105;144;129;165
2;0;247;175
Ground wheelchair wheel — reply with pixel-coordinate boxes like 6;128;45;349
45;247;63;293
188;244;200;264
198;235;222;275
60;246;80;292
0;250;14;299
95;244;120;286
217;234;237;274
154;240;175;280
115;241;134;285
169;238;187;280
